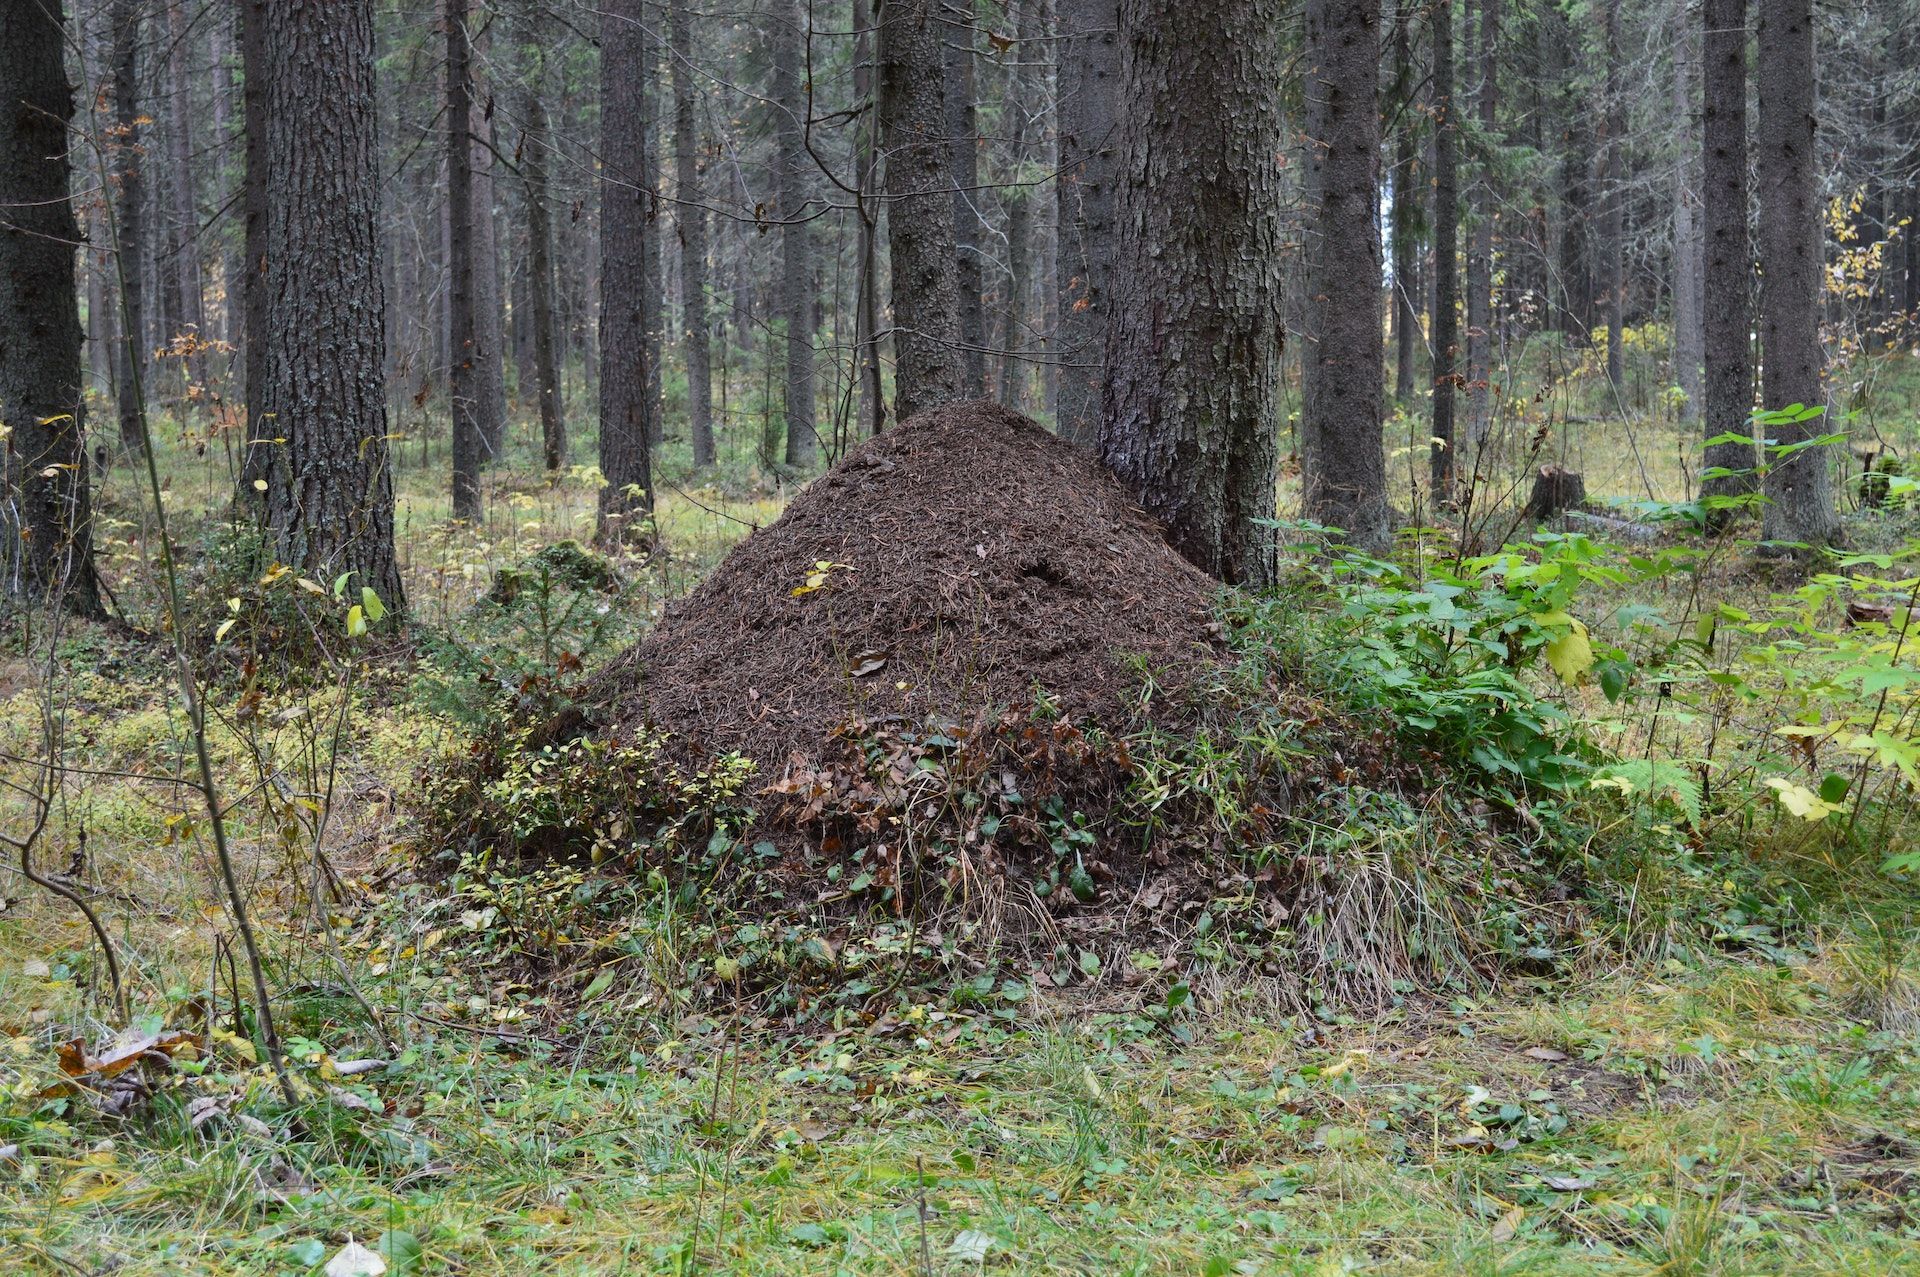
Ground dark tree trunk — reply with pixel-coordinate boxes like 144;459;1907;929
1756;0;1834;548
1389;11;1419;405
947;20;987;395
669;0;714;464
1672;12;1705;424
239;0;268;487
996;0;1038;411
853;0;886;434
1430;0;1459;496
468;27;506;463
598;0;655;544
1701;0;1755;516
1465;0;1498;446
773;0;816;464
1301;0;1389;549
1101;0;1283;587
446;0;483;520
111;0;147;455
638;19;663;453
1;0;104;615
1054;0;1118;444
260;0;403;607
1601;0;1624;396
877;0;964;422
164;0;205;391
521;84;566;471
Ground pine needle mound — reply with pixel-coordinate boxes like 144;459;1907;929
586;399;1226;778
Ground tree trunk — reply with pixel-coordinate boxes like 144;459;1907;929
1389;11;1419;405
1756;0;1835;549
669;0;714;464
877;0;964;422
164;0;205;391
1465;0;1499;446
1671;7;1706;424
1701;0;1755;517
996;0;1038;411
1302;0;1389;551
1430;0;1459;496
110;0;147;455
468;26;506;463
521;84;566;471
853;0;886;434
598;0;655;544
446;0;483;520
0;0;104;615
1101;0;1283;587
259;0;403;608
1601;0;1624;397
947;19;987;396
1054;0;1119;444
772;0;816;465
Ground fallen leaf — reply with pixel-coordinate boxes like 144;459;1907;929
1523;1046;1569;1063
1541;1175;1595;1191
325;1240;387;1277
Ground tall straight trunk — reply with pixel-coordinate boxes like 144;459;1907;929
212;9;239;352
1601;0;1624;396
638;19;663;453
1701;0;1754;516
853;0;886;434
1756;0;1833;549
1390;12;1419;404
1464;0;1498;445
598;0;655;544
772;0;816;464
261;0;404;606
947;19;987;395
1054;0;1118;443
521;85;566;470
111;0;147;455
239;0;268;485
164;0;205;389
1430;0;1459;496
669;0;714;464
1671;8;1705;423
877;0;964;422
446;0;483;519
1102;0;1284;587
1;0;104;614
83;7;114;394
468;26;506;462
997;0;1037;411
1302;0;1389;550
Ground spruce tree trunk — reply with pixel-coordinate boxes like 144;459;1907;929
1302;0;1389;551
110;0;147;456
164;0;205;390
446;0;483;520
239;0;268;487
1756;0;1835;549
468;27;506;463
1465;0;1498;446
260;0;404;608
1101;0;1283;587
598;0;655;544
669;0;714;464
1671;11;1706;424
877;0;964;422
1390;13;1419;405
996;0;1037;411
1054;0;1118;444
638;20;664;453
0;0;105;615
1701;0;1756;517
947;20;987;395
521;85;566;471
772;0;817;464
1430;0;1459;497
853;0;886;434
1601;0;1625;397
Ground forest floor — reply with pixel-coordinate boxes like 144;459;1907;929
5;400;1920;1273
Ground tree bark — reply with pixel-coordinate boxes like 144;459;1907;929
947;18;987;395
0;0;105;614
772;0;817;464
164;0;205;391
1601;0;1625;397
1101;0;1283;587
669;0;714;464
877;0;964;422
598;0;655;544
1389;11;1419;405
110;0;147;456
1672;7;1706;424
1465;0;1499;446
853;0;886;434
1054;0;1118;444
1302;0;1389;550
468;22;506;462
521;84;566;471
1430;0;1459;496
446;0;483;520
1701;0;1755;517
1756;0;1835;549
259;0;404;608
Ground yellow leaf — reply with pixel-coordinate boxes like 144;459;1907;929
214;618;237;643
1543;617;1594;683
1763;778;1842;822
252;478;268;492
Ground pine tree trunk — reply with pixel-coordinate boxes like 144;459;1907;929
468;29;506;463
1602;0;1625;397
772;0;817;464
853;0;886;434
1054;0;1118;444
1430;0;1460;496
446;0;483;519
239;0;268;486
1302;0;1389;550
164;0;205;390
877;0;964;422
1465;0;1498;446
111;0;147;455
1390;12;1419;405
1701;0;1756;517
1;0;104;614
1671;10;1706;424
598;0;655;544
996;0;1037;411
946;20;987;396
522;85;567;471
669;0;714;464
1102;0;1284;586
1756;0;1834;549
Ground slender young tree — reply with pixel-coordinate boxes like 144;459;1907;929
1302;0;1389;550
1756;0;1835;549
110;0;147;456
1101;0;1284;586
772;0;817;465
669;0;714;465
1430;0;1460;496
1701;0;1756;518
1055;0;1120;444
259;0;404;606
598;0;655;543
447;0;483;520
877;0;964;421
0;0;104;615
521;83;566;471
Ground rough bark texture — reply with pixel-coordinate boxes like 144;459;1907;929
521;84;566;470
852;0;886;435
446;0;483;520
772;0;817;464
0;0;104;614
1464;0;1498;445
1101;0;1283;587
1701;0;1756;515
1390;14;1419;405
1054;0;1119;444
1430;0;1459;496
468;40;506;463
240;0;267;457
669;0;714;464
947;21;987;396
1302;0;1389;550
598;0;655;544
1601;0;1624;396
110;0;147;454
1671;11;1706;424
163;0;205;390
877;0;964;423
259;0;404;608
1756;0;1835;549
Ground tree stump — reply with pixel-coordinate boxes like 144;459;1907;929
1524;465;1586;520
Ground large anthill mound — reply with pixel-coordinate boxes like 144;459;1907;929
586;399;1226;778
